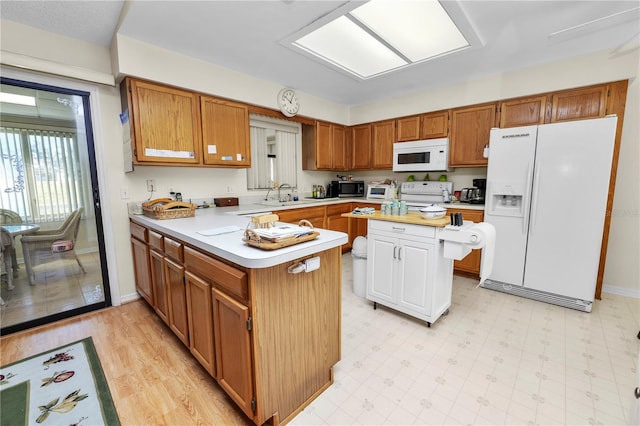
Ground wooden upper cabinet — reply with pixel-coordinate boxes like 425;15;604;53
421;110;449;139
351;124;372;170
499;96;547;128
200;97;251;167
449;103;497;167
371;119;395;169
126;78;202;165
396;115;421;142
302;121;347;170
550;85;608;123
315;121;333;169
332;124;348;170
396;110;449;142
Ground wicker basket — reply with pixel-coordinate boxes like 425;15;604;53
142;198;197;220
242;215;318;250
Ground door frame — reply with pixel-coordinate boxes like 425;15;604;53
1;67;120;330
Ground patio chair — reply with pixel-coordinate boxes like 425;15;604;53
21;208;86;285
1;227;15;305
0;209;22;274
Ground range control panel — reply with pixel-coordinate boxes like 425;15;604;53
401;181;453;195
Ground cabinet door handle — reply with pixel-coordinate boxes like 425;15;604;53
398;247;402;260
393;246;397;259
635;387;640;399
392;226;406;232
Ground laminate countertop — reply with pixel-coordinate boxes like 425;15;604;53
130;206;347;269
129;198;481;268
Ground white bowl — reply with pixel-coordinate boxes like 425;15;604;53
419;204;446;219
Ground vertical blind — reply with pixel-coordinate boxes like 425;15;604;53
1;125;88;222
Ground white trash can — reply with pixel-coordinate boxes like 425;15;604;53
351;236;367;298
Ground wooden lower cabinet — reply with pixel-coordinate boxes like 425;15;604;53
447;208;484;276
165;257;189;345
130;236;153;305
212;288;254;418
276;205;326;229
131;220;342;425
326;203;352;252
149;249;170;324
185;271;215;375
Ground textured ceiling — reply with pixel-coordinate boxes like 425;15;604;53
1;1;638;106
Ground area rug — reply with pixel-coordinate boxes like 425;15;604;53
0;337;119;425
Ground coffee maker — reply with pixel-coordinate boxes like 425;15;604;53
473;178;486;203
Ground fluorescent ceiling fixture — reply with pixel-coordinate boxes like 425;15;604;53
0;92;36;106
293;0;469;79
295;16;407;77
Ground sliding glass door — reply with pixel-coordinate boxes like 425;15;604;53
0;77;111;335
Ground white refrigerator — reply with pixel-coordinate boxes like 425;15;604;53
482;116;618;312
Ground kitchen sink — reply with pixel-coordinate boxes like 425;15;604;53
259;199;313;207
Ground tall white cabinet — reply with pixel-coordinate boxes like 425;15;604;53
366;220;453;326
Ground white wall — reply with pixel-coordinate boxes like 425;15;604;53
2;19;638;301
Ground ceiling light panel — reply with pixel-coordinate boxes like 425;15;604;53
294;16;407;78
350;0;469;61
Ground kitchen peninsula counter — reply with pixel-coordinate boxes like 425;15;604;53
129;207;346;425
130;207;347;268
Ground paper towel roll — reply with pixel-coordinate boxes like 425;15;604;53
468;222;496;286
440;222;496;286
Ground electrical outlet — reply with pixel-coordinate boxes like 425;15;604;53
146;179;155;192
226;186;233;193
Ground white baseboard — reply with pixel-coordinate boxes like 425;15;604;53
602;284;640;299
120;292;141;304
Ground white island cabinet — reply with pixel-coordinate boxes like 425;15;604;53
367;219;453;326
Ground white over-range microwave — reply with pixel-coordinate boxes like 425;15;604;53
392;138;450;172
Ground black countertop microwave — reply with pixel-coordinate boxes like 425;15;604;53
334;180;365;198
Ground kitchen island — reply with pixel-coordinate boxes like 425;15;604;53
344;211;457;326
129;208;347;425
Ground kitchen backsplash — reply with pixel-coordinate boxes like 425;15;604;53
123;165;487;208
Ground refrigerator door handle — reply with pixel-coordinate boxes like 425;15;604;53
523;163;533;235
529;166;542;236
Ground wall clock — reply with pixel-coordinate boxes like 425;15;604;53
277;88;300;117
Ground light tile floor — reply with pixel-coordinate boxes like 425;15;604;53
292;254;640;425
0;252;104;328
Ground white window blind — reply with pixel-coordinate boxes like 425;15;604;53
1;125;89;222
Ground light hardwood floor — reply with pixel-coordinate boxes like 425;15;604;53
0;299;252;425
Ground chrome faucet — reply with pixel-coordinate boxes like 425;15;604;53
278;183;292;202
264;187;274;201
